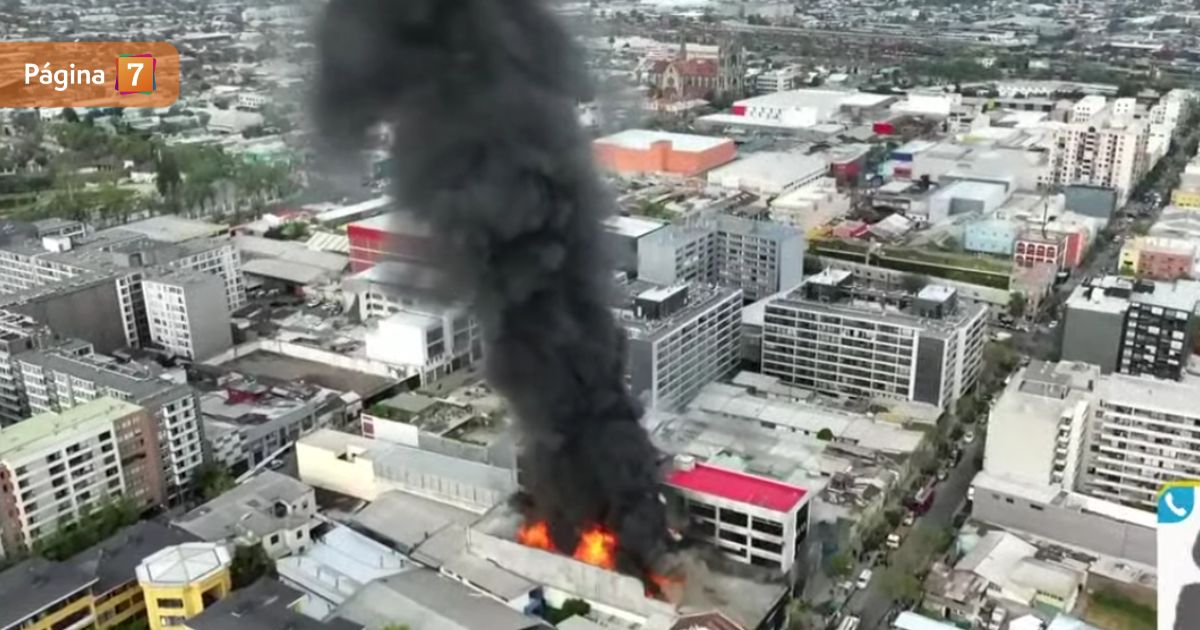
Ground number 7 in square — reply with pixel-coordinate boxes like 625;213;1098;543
116;54;156;95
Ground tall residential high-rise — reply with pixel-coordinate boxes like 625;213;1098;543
0;228;244;350
760;270;987;410
969;360;1199;567
142;272;233;361
0;398;163;558
1061;275;1200;379
0;310;53;426
1040;96;1150;205
620;282;743;411
638;214;805;302
1085;374;1200;510
17;343;204;499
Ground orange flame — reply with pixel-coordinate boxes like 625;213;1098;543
517;521;556;551
517;520;681;602
573;525;618;570
517;521;618;570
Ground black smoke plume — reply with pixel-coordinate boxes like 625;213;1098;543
313;0;668;573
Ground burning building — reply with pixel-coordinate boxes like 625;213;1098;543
466;497;791;630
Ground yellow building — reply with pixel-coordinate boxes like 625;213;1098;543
0;522;201;630
0;558;97;630
1118;238;1141;275
136;543;233;630
1173;189;1200;209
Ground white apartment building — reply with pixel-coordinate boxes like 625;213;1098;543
1070;95;1108;123
0;310;51;425
363;305;481;385
623;283;743;411
143;272;233;361
761;270;986;410
638;214;806;302
755;66;804;94
1042;118;1148;205
983;362;1098;492
167;241;246;312
0;398;151;556
969;361;1166;567
17;344;204;497
664;456;811;573
1085;374;1200;511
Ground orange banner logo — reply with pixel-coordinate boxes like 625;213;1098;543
0;41;179;107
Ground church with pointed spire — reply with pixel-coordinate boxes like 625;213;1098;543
640;35;746;102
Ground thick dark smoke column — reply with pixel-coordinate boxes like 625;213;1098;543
313;0;668;573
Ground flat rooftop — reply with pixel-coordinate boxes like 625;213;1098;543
0;397;141;462
211;350;396;398
0;559;95;629
107;216;228;243
174;471;313;541
595;129;731;153
666;461;807;512
1069;275;1200;313
603;215;667;239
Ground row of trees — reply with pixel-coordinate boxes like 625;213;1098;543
0;112;295;224
156;143;293;219
31;497;140;561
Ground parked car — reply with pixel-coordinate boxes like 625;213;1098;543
964;430;976;444
857;569;873;590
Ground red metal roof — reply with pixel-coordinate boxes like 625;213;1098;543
666;462;807;512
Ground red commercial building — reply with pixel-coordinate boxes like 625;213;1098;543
1014;231;1067;270
347;213;433;272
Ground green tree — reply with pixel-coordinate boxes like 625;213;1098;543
880;565;923;602
60;108;79;123
156;151;182;199
829;551;854;578
1008;291;1027;320
379;626;411;630
544;598;591;624
196;463;237;500
816;428;834;441
230;544;276;589
35;498;139;560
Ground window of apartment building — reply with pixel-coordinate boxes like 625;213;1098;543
751;517;784;537
751;538;783;554
269;534;280;545
157;598;185;609
160;616;186;627
719;508;748;527
718;529;747;545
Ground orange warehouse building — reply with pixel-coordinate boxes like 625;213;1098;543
593;129;736;177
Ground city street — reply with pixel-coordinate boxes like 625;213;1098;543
845;436;986;629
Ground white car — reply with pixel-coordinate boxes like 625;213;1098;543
857;569;873;590
964;430;976;444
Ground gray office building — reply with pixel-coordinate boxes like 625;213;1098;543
1061;275;1200;379
761;269;987;410
638;215;804;302
621;282;743;411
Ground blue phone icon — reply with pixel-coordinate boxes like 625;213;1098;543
1160;486;1195;524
